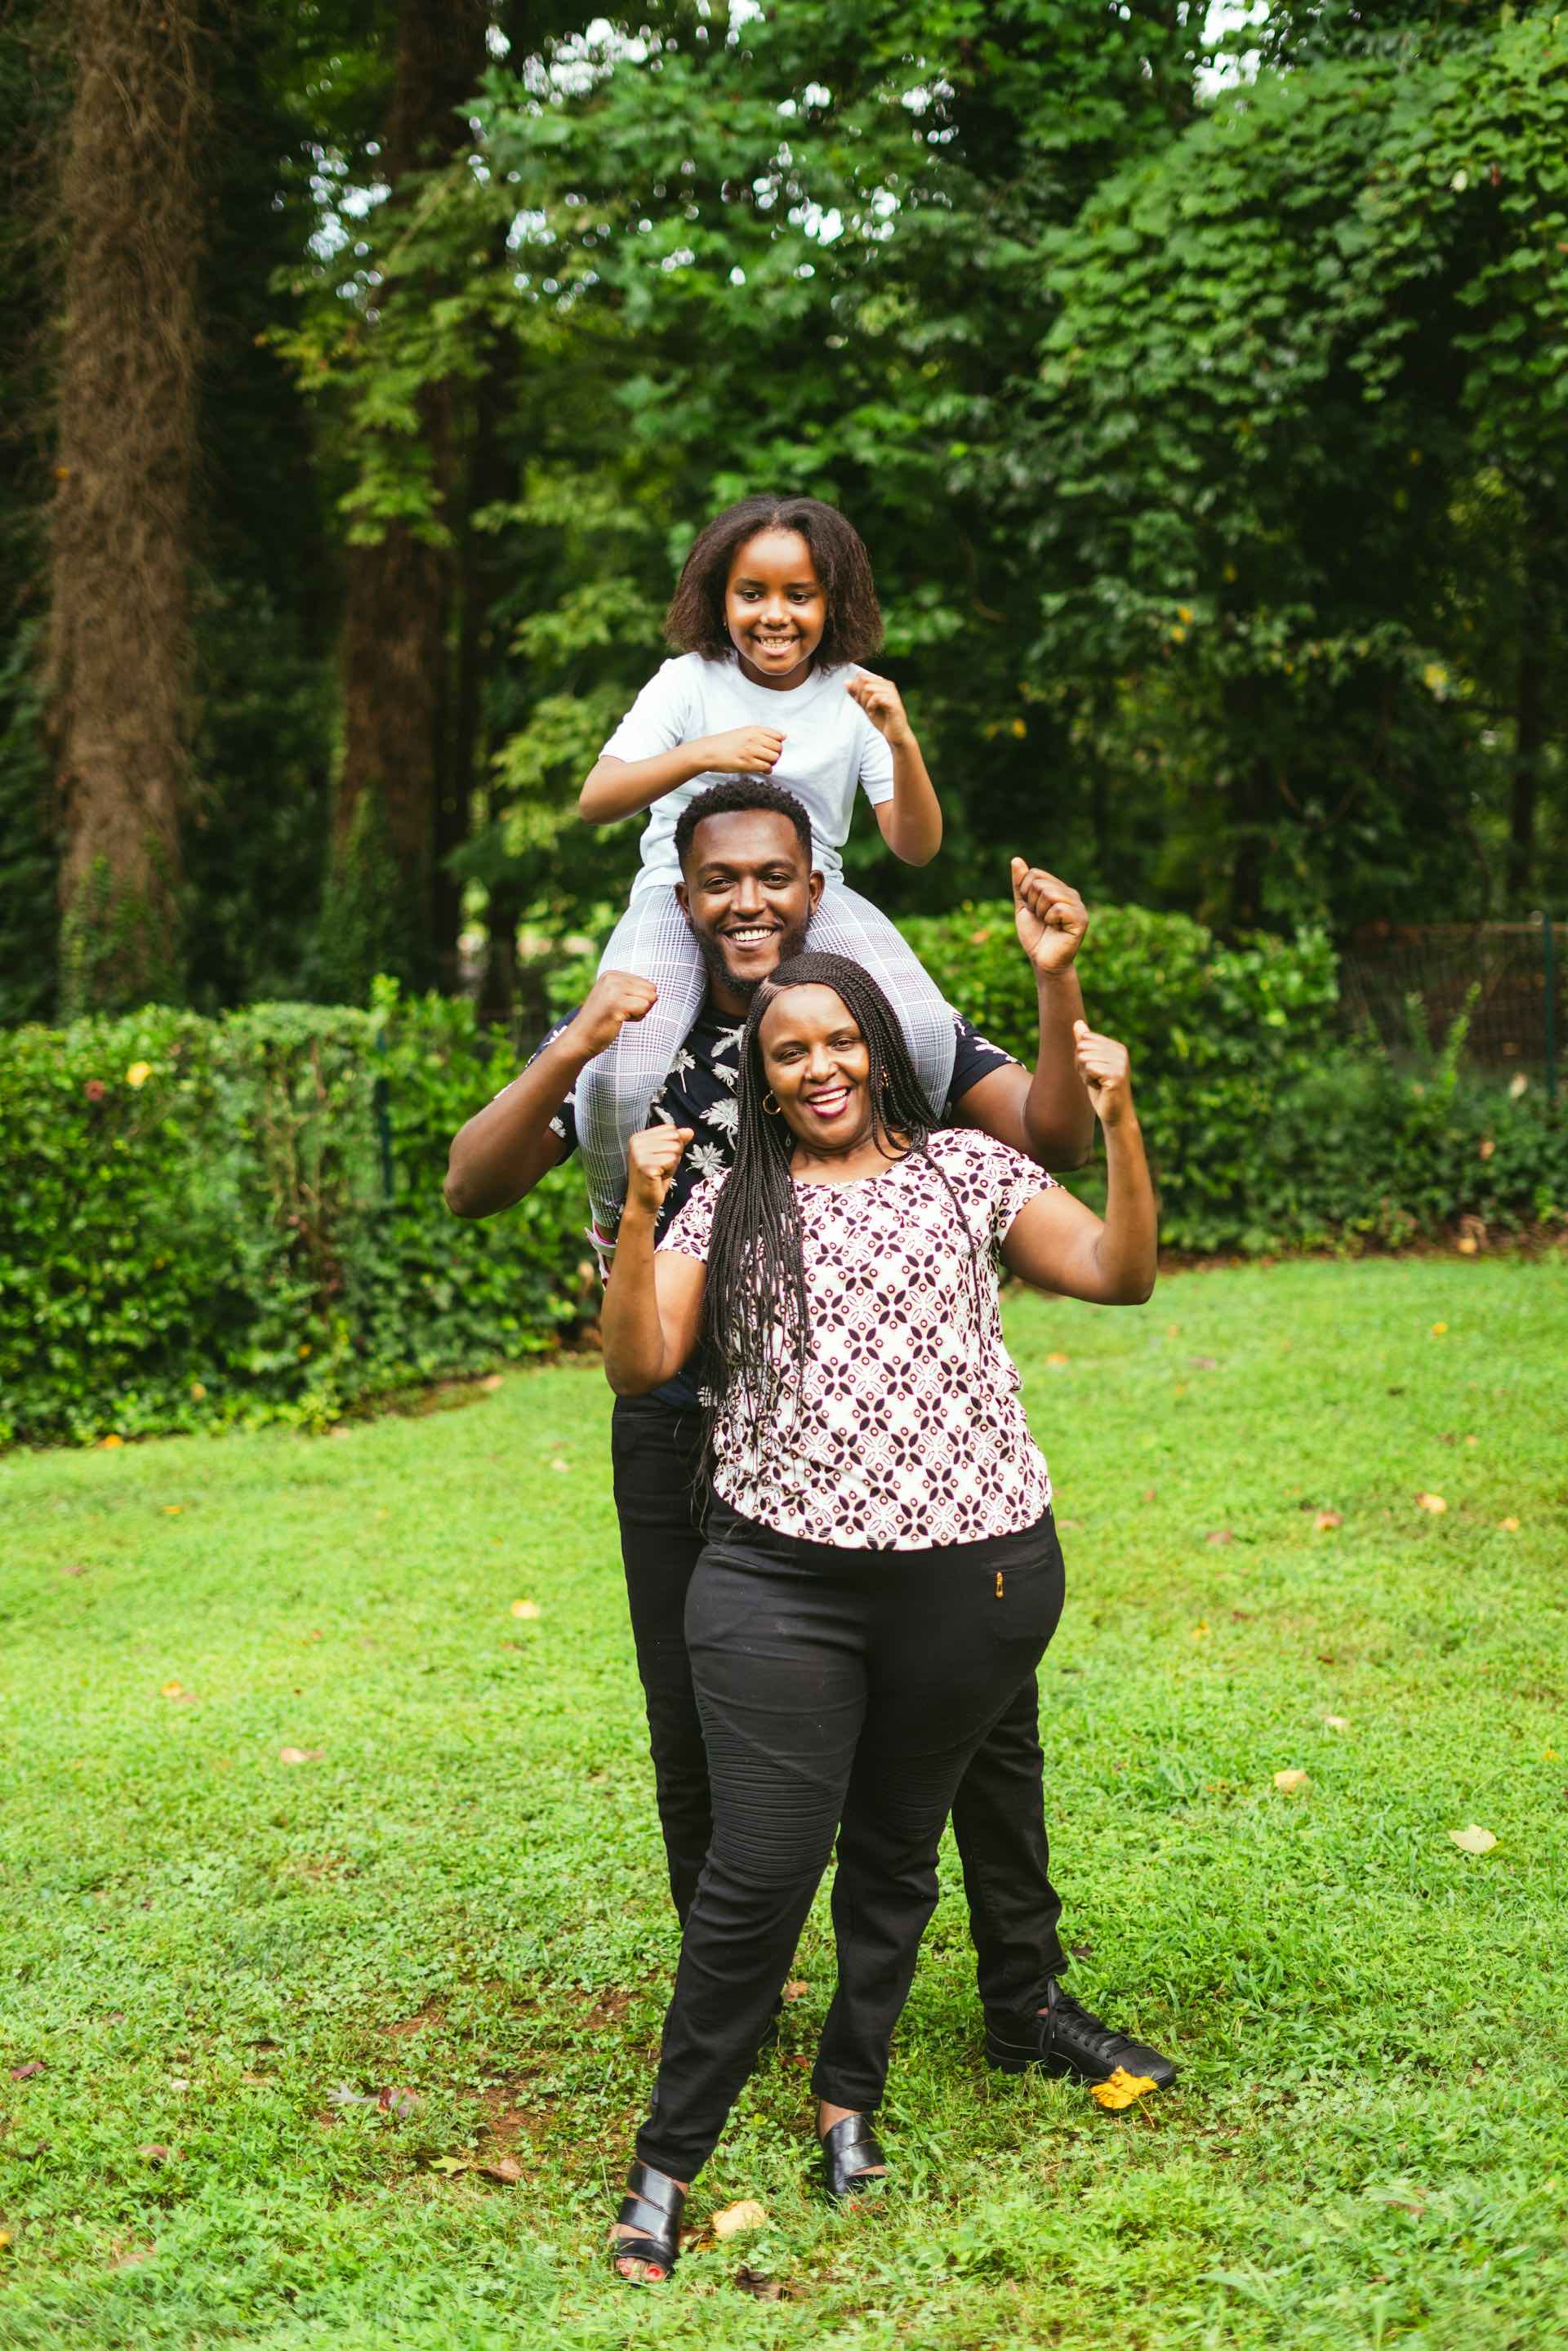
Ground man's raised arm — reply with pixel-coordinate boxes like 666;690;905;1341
443;972;657;1219
950;860;1097;1170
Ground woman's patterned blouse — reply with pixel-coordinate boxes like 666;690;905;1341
659;1128;1057;1549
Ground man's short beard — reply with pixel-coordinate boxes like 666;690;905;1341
693;914;812;1002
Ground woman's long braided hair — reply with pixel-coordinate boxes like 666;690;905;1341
699;953;989;1480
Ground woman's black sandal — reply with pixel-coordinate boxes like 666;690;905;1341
609;2162;685;2282
819;2113;889;2205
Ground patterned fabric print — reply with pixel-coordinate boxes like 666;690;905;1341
659;1128;1058;1549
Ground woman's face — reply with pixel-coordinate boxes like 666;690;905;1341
758;985;874;1151
724;529;826;686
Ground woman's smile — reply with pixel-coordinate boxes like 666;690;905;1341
757;982;881;1163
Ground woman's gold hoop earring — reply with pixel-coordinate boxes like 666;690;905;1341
763;1091;782;1115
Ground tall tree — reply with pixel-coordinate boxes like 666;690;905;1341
0;0;65;1024
48;0;207;1012
321;0;492;999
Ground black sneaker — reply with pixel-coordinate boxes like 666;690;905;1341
986;1978;1178;2089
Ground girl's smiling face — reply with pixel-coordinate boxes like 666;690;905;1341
758;984;874;1152
724;530;827;688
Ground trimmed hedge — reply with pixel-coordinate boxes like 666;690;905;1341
3;909;1563;1444
0;981;593;1446
902;899;1568;1253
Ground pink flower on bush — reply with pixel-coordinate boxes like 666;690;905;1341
83;1078;106;1102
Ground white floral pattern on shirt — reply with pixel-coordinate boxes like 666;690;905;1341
660;1128;1057;1548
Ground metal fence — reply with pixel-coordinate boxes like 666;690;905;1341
1339;915;1561;1099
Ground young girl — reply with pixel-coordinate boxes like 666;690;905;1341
575;494;957;1241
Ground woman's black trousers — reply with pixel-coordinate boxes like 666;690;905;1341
634;1500;1065;2184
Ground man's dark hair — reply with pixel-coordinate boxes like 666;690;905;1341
673;777;813;872
698;953;985;1485
665;495;883;669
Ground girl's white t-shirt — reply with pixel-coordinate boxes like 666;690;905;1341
600;652;895;897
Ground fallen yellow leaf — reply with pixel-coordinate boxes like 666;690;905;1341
1313;1509;1343;1531
1499;1516;1520;1532
510;1599;541;1621
1045;1351;1070;1368
1090;2068;1159;2111
278;1745;324;1766
1430;1321;1447;1335
160;1681;185;1699
1273;1769;1308;1792
1190;1621;1209;1639
782;1979;808;2002
1322;1715;1350;1733
1448;1824;1496;1856
1414;1492;1447;1515
125;1062;152;1089
1544;1748;1560;1762
712;2200;768;2238
427;2155;469;2176
479;1374;504;1391
163;1505;183;1516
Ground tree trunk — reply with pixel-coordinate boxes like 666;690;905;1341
328;0;490;1000
49;0;205;1013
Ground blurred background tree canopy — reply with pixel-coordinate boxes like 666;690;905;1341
5;0;1566;1020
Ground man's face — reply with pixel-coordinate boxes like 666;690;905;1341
675;810;822;1001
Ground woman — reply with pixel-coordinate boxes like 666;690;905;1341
599;952;1156;2282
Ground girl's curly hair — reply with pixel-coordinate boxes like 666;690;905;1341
664;496;883;669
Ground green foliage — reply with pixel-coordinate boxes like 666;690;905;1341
1258;1037;1568;1250
902;897;1567;1249
11;2;1568;1016
1025;7;1568;923
7;902;1564;1449
0;983;590;1446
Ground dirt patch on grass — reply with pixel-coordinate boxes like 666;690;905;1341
477;2077;555;2161
385;2001;444;2038
581;1988;635;2035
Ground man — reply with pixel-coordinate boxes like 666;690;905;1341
446;777;1174;2090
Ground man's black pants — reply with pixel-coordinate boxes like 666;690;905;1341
611;1396;1068;2034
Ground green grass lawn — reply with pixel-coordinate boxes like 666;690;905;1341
2;1255;1566;2351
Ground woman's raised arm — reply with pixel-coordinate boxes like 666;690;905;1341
600;1129;709;1393
999;1026;1157;1307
